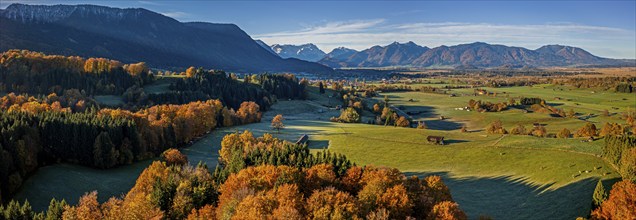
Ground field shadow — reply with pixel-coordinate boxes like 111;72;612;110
424;119;463;131
547;103;564;107
444;139;469;144
402;106;437;118
403;171;615;219
306;140;329;150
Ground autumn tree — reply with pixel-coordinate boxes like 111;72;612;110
63;191;103;220
304;164;337;194
575;122;597;138
396;116;411;127
377;184;413;219
486;120;507;134
336;107;360;123
427;201;467;220
271;114;285;133
510;124;527;135
417;121;427;129
373;103;381;113
557;128;571;138
162;148;188;166
236;101;262;124
187;204;216;220
531;125;547;137
599;122;625;137
306;187;360;220
591;180;636;219
185;66;197;78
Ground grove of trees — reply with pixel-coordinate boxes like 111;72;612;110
0;50;152;96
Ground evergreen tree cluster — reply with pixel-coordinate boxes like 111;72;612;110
603;135;636;181
602;135;636;166
168;69;272;111
257;73;307;100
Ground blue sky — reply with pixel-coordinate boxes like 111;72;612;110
2;1;635;58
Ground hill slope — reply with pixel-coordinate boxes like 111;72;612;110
0;4;333;73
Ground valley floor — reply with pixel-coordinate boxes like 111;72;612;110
15;95;621;219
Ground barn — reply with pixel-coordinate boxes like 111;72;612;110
427;136;445;145
296;134;309;145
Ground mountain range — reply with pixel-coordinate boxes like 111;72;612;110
269;43;326;62
318;41;633;68
0;3;333;73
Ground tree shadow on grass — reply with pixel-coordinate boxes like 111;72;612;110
306;140;330;150
403;171;618;220
424;119;463;131
444;139;470;144
401;106;437;118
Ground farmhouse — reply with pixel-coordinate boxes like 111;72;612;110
426;136;445;145
296;134;309;145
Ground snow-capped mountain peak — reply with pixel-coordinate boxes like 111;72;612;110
269;43;326;62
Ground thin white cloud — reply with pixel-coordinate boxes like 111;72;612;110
160;11;189;19
263;19;386;37
137;1;162;6
254;20;636;59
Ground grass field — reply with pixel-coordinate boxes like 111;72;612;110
189;117;619;219
93;95;124;107
378;83;634;133
14;83;629;219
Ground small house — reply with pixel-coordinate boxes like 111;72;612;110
426;136;445;145
581;137;595;143
296;134;309;145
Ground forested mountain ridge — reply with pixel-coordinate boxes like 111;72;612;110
319;41;634;68
0;3;333;73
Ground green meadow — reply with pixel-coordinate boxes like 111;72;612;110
16;83;630;219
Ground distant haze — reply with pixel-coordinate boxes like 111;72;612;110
1;0;635;59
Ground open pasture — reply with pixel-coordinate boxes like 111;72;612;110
377;83;634;133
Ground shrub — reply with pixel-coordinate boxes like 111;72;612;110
162;148;188;166
510;125;527;135
396;116;411;127
486;120;507;134
575;122;597;137
557;128;571;138
417;121;428;129
531;126;547;137
337;107;361;123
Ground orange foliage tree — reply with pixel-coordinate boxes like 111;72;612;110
591;180;636;220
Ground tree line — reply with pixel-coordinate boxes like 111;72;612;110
552;77;636;93
0;50;152;96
